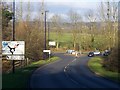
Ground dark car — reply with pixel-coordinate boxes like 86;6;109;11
88;51;101;57
88;52;94;57
103;50;111;56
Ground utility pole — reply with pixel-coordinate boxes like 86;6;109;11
12;0;15;73
48;21;50;42
44;11;47;50
40;0;46;59
41;0;44;32
44;11;49;59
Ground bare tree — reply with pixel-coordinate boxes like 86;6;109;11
15;1;45;60
97;0;119;72
50;14;64;49
26;1;31;21
85;9;97;50
16;0;23;22
110;1;118;47
67;9;82;50
98;0;118;49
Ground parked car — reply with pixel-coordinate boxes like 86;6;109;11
94;51;101;55
103;50;111;56
88;52;94;57
66;50;75;54
71;51;76;54
88;51;101;57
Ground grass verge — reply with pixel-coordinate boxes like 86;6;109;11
88;57;120;83
2;56;60;88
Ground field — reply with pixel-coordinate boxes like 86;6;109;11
49;32;110;51
49;32;72;42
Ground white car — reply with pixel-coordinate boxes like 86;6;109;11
66;50;75;54
93;51;101;55
71;51;76;55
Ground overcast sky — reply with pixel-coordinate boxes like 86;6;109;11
4;0;119;21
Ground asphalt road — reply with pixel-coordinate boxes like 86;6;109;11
30;53;120;88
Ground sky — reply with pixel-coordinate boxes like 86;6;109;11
3;0;119;21
45;1;99;18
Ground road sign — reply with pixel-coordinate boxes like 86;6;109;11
43;50;51;60
43;50;51;54
2;41;25;60
49;41;56;46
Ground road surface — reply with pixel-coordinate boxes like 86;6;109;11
30;53;120;88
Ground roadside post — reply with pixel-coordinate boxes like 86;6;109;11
43;50;51;60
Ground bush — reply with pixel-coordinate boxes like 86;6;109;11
16;22;44;61
103;47;119;72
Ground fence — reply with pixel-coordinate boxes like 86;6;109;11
2;57;32;73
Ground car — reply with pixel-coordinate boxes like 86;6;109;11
88;51;101;57
103;50;111;56
71;51;76;54
88;52;94;57
94;51;101;55
66;50;75;54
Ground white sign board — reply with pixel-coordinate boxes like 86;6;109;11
49;41;56;46
43;50;51;54
2;41;25;60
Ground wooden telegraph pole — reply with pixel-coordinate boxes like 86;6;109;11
12;0;15;73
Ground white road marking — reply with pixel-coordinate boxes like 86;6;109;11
63;58;87;87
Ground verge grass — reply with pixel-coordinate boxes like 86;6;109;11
88;57;120;83
2;56;60;88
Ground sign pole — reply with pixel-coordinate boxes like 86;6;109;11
49;53;50;61
43;50;51;60
48;22;49;42
12;0;15;73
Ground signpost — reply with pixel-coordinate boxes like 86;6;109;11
49;41;56;46
43;50;51;60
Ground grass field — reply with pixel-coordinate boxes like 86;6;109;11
2;56;60;88
49;32;105;42
49;32;72;42
88;57;120;83
49;32;110;51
